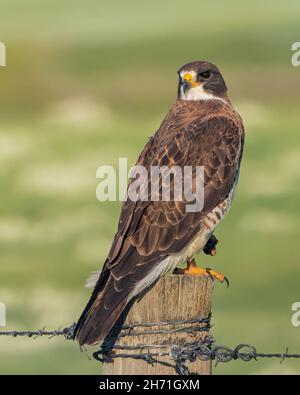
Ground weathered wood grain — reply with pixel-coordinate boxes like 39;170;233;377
103;275;213;375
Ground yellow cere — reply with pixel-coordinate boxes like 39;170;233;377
183;73;193;82
183;73;200;88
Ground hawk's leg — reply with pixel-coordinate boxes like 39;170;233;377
173;258;229;287
203;234;218;256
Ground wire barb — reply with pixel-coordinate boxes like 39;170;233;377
0;323;76;340
1;319;300;375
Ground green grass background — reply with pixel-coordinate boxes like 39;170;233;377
0;0;300;375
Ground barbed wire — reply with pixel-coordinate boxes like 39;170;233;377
94;335;300;375
112;314;211;338
1;319;300;375
0;323;76;340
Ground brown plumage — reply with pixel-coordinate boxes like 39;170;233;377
74;61;244;346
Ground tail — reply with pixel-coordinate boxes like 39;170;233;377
74;251;167;346
74;265;129;346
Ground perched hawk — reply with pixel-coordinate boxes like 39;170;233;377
75;61;244;346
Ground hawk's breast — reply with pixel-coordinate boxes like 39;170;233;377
176;177;238;263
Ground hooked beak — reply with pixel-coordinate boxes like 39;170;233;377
181;73;201;94
182;79;190;94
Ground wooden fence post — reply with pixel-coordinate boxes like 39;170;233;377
102;275;214;375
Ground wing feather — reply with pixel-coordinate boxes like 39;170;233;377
75;110;244;345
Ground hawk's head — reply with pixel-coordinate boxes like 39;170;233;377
177;61;227;101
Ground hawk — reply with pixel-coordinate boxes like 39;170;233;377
75;61;244;346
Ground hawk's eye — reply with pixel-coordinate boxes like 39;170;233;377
199;71;211;79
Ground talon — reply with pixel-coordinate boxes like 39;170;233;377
205;267;214;281
210;247;217;256
224;276;230;288
174;259;229;286
173;267;183;274
206;267;229;287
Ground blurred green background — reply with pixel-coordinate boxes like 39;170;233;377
0;0;300;375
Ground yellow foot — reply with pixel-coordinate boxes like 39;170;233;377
173;258;229;287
